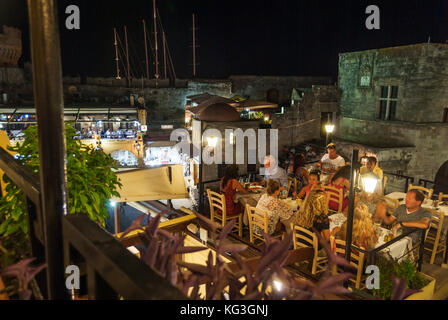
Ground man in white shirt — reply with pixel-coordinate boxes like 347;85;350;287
316;143;346;174
253;155;289;188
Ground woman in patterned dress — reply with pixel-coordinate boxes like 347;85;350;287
254;179;294;235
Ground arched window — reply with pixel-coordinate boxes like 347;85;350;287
435;161;448;194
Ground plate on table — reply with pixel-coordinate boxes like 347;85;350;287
249;185;263;190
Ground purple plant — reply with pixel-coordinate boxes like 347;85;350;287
391;276;420;300
0;257;46;300
119;212;208;287
121;211;415;300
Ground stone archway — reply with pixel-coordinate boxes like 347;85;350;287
434;160;448;194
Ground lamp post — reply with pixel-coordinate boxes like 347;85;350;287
344;149;359;283
344;150;380;286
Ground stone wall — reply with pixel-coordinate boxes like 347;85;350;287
272;85;340;146
0;67;25;85
230;75;333;106
335;117;448;183
62;79;233;116
339;43;448;123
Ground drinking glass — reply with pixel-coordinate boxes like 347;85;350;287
433;200;439;208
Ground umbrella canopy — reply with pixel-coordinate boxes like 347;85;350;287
111;165;189;202
235;99;278;112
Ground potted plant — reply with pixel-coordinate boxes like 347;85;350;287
371;255;435;300
0;124;122;292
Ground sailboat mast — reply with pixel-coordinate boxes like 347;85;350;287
163;31;167;79
192;13;196;77
153;0;159;79
143;19;150;80
124;25;131;87
113;28;121;79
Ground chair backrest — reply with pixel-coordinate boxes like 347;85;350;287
408;184;433;199
439;192;448;202
330;236;365;289
288;177;296;194
427;208;445;231
207;189;226;221
293;225;319;257
323;185;343;213
246;204;269;242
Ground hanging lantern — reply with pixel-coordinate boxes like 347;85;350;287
361;172;379;194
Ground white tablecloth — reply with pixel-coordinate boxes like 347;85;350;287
385;192;406;201
329;213;412;262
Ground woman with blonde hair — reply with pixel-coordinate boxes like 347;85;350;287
335;204;378;250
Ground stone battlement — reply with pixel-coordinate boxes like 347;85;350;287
0;26;22;67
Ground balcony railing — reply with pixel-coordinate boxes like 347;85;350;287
0;146;186;299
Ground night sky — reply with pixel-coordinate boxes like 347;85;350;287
1;0;447;80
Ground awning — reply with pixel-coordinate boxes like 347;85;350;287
235;99;278;112
111;164;189;202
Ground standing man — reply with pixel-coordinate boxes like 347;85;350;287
316;143;346;175
360;156;383;181
375;189;432;244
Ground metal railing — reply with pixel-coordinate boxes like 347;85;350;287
360;228;426;272
0;146;186;299
383;171;415;193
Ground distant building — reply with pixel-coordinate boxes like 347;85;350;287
272;85;340;147
336;43;448;192
0;26;22;67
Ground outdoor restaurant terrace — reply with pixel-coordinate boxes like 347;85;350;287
2;0;448;304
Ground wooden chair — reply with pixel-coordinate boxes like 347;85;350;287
439;192;448;203
408;184;433;199
293;225;327;274
288;177;296;195
323;185;344;214
207;189;242;237
424;208;446;264
246;204;282;244
330;236;366;290
382;176;388;194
